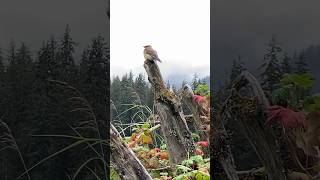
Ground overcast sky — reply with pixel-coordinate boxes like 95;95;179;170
212;0;320;88
110;0;210;82
0;0;108;59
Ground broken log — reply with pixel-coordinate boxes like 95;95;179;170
110;124;152;180
212;101;239;180
181;85;209;142
225;71;287;180
143;59;195;165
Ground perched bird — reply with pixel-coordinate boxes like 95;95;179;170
143;45;162;63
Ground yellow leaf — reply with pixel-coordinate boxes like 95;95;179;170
139;134;153;144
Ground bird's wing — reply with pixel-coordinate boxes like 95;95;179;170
145;49;159;58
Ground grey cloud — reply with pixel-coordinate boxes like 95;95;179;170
212;0;320;90
0;0;109;57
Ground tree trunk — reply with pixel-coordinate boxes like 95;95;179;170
110;124;152;180
143;59;195;165
225;71;287;180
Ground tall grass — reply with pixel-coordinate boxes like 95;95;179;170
0;119;31;180
13;80;109;180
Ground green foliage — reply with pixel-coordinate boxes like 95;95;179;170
272;85;291;104
173;170;210;180
110;168;120;180
280;73;314;89
272;73;315;110
173;155;210;180
194;84;210;97
305;96;320;112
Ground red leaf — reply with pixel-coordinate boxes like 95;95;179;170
267;105;307;129
196;141;209;147
193;95;205;103
194;148;204;156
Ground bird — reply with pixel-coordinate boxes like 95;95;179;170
143;45;162;63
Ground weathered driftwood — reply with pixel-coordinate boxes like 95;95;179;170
110;124;152;180
181;85;209;142
225;71;287;180
143;59;195;165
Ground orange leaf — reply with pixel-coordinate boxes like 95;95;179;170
159;151;169;160
130;133;138;141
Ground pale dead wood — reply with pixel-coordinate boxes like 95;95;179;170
110;124;152;180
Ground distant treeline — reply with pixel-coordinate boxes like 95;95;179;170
215;36;320;93
228;35;316;91
0;25;109;180
110;72;209;134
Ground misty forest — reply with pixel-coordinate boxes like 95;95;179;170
0;25;110;180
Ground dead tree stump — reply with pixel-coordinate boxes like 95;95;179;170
143;59;195;165
225;71;287;180
181;85;209;142
110;124;153;180
211;104;240;180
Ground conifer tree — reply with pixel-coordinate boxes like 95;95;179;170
80;35;108;112
57;25;77;82
295;50;309;74
134;73;148;105
27;40;56;179
0;48;4;75
166;80;171;90
47;36;59;79
230;55;246;81
5;42;35;179
79;35;109;179
281;52;291;74
110;75;122;118
0;47;6;125
259;35;282;91
192;73;199;90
